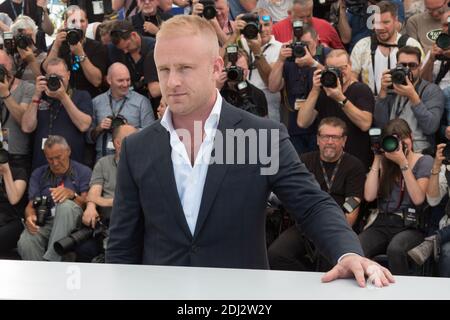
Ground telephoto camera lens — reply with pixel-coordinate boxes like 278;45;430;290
66;29;82;45
241;13;259;40
199;0;216;20
320;67;341;88
46;75;61;91
436;33;450;50
389;65;409;85
15;34;32;50
381;135;399;153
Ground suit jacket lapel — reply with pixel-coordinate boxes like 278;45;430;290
152;124;193;240
193;102;242;239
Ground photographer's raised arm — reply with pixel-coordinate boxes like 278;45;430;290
426;143;447;203
0;78;27;123
60;93;92;132
42;31;67;72
21;76;47;133
17;46;42;79
336;0;351;44
72;43;103;87
364;155;382;202
247;35;272;86
87;184;113;208
0;163;26;206
297;69;320;128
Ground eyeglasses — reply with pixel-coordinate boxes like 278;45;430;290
328;64;347;72
399;62;420;70
318;134;344;142
426;0;447;13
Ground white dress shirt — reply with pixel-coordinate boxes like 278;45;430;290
160;91;223;235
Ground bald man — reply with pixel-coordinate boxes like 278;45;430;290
88;62;154;160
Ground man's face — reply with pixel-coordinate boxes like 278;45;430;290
216;0;230;25
259;15;273;45
290;3;313;26
116;33;139;54
326;54;351;83
374;12;397;42
317;124;346;161
44;144;71;176
155;34;223;117
0;53;12;74
425;0;448;20
300;32;318;56
138;0;158;15
441;11;450;33
397;53;421;81
108;67;131;98
46;63;70;89
66;10;88;33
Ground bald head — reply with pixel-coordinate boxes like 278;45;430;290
113;124;137;156
107;63;131;98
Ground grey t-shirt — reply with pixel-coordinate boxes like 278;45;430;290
2;79;33;155
89;154;118;199
379;155;433;213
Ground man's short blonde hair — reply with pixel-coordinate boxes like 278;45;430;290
156;15;219;56
325;49;350;64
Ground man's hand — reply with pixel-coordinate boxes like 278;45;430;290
295;47;316;68
0;162;10;176
25;214;39;234
49;186;75;204
143;21;159;35
393;77;420;104
37;0;48;8
379;70;392;93
278;43;292;63
216;70;228;90
191;0;203;16
323;78;345;102
34;75;48;98
17;46;35;63
45;79;67;101
384;142;408;166
53;30;67;51
322;254;395;288
82;205;99;229
70;41;84;56
247;34;262;55
312;68;322;91
99;117;113;131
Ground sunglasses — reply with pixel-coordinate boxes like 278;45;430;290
399;62;419;70
261;15;271;22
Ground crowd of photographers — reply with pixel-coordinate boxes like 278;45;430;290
0;0;450;277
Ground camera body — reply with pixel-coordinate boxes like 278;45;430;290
0;141;8;164
199;0;216;20
65;28;83;45
107;114;127;132
224;44;244;82
288;41;307;61
342;196;360;214
46;74;62;92
389;65;410;86
345;0;367;15
369;127;406;154
54;221;108;256
240;13;260;39
320;67;342;88
15;34;33;50
32;196;50;227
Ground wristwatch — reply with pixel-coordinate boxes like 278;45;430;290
254;53;263;60
69;193;79;201
338;97;348;107
400;163;409;171
78;55;87;62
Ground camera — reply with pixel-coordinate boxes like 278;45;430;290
240;13;260;40
107;114;127;132
345;0;367;15
369;127;382;154
54;221;108;256
65;28;83;45
15;34;33;50
225;44;244;82
0;64;7;83
369;127;406;154
436;33;450;50
46;74;62;91
32;196;50;227
320;67;342;88
389;65;410;86
288;41;307;61
3;32;15;55
342;196;360;214
292;20;304;40
199;0;216;20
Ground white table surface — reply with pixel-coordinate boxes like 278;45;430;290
0;259;449;300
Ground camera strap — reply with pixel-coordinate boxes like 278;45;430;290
248;43;271;80
393;80;429;118
102;95;127;156
9;0;25;20
48;100;62;135
319;153;344;193
435;60;450;85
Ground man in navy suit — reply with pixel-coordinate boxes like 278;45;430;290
105;15;394;287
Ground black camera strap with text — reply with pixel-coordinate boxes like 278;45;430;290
102;94;128;156
319;153;344;193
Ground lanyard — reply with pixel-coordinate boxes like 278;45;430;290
249;43;271;80
10;0;25;19
394;95;409;118
319;153;344;193
108;94;127;118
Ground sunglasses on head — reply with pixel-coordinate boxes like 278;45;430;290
261;15;271;22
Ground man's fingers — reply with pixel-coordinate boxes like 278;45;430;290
321;265;339;283
352;263;366;287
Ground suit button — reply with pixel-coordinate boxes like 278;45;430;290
191;245;198;253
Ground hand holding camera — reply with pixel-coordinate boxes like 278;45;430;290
25;214;39;234
100;117;113;131
53;29;68;51
278;43;293;63
34;75;48;98
294;45;316;68
82;204;100;229
45;74;66;100
383;141;408;167
49;186;76;204
17;45;35;63
392;75;419;102
433;143;447;170
143;21;159;35
312;68;322;90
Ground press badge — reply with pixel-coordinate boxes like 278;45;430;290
41;138;47;150
50;206;56;217
107;141;114;150
1;128;9;151
93;1;104;15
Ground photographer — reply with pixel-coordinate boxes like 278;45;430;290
217;48;268;117
298;49;374;170
21;58;93;170
88;63;154;160
268;117;366;271
0;160;28;258
42;5;108;99
407;143;450;277
131;0;172;39
374;46;444;152
0;50;34;174
75;125;137;262
269;26;330;154
361;118;433;275
17;135;91;261
8;16;47;82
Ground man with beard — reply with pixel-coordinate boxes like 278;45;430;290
374;46;444;152
351;1;423;96
268;117;366;271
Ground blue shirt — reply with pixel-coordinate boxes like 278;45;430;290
32;90;93;170
28;160;92;208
